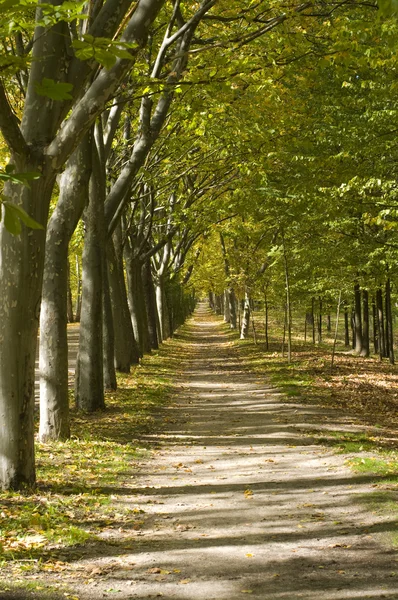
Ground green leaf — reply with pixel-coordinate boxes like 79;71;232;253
3;202;21;235
3;202;44;234
34;78;73;101
0;169;41;188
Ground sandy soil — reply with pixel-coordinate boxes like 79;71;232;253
3;305;398;599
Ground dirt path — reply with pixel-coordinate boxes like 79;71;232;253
24;306;398;598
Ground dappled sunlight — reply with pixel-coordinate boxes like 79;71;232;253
5;305;398;600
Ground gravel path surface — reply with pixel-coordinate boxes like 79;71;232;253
67;305;398;600
14;305;398;599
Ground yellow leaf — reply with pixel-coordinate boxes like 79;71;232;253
246;553;253;558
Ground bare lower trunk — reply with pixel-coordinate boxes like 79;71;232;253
265;297;269;350
386;278;394;365
125;246;150;356
223;289;230;323
67;258;74;323
372;297;378;354
75;255;82;321
240;291;251;340
228;288;237;329
142;260;159;350
102;259;117;391
39;140;91;441
107;238;139;370
360;289;369;357
317;297;322;344
344;301;350;347
155;274;170;342
376;287;386;359
354;282;363;355
75;151;105;412
0;174;54;489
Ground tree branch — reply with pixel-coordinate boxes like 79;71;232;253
0;80;28;157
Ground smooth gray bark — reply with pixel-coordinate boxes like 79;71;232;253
102;259;117;390
142;259;159;350
240;291;251;340
361;289;370;357
124;242;151;356
75;144;106;412
67;259;74;323
386;278;394;365
354;282;363;355
107;237;139;370
0;173;53;488
39;139;91;442
224;289;230;323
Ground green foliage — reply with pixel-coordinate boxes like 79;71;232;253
0;167;43;234
34;78;73;101
72;35;137;69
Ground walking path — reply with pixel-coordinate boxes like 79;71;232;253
70;305;398;599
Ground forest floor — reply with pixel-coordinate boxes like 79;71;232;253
2;304;398;599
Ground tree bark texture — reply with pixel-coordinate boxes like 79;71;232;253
39;139;91;442
75;145;105;413
361;289;370;357
107;238;139;371
0;170;55;488
66;258;74;323
240;291;251;340
376;287;386;359
344;301;350;347
124;244;150;356
102;259;117;391
385;278;394;365
354;283;363;355
142;259;159;350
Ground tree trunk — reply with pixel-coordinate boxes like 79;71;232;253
75;145;105;413
155;274;171;342
39;139;91;442
125;245;150;356
317;296;322;344
215;294;222;315
311;298;315;344
0;170;55;489
344;301;350;347
354;282;363;355
385;278;395;365
66;258;74;323
265;298;269;350
372;297;378;354
327;314;331;333
142;259;159;350
107;238;139;371
361;289;370;357
240;291;251;339
102;258;117;391
223;289;230;323
282;234;292;363
385;282;391;359
227;289;237;328
75;255;82;322
376;287;385;360
331;291;342;370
